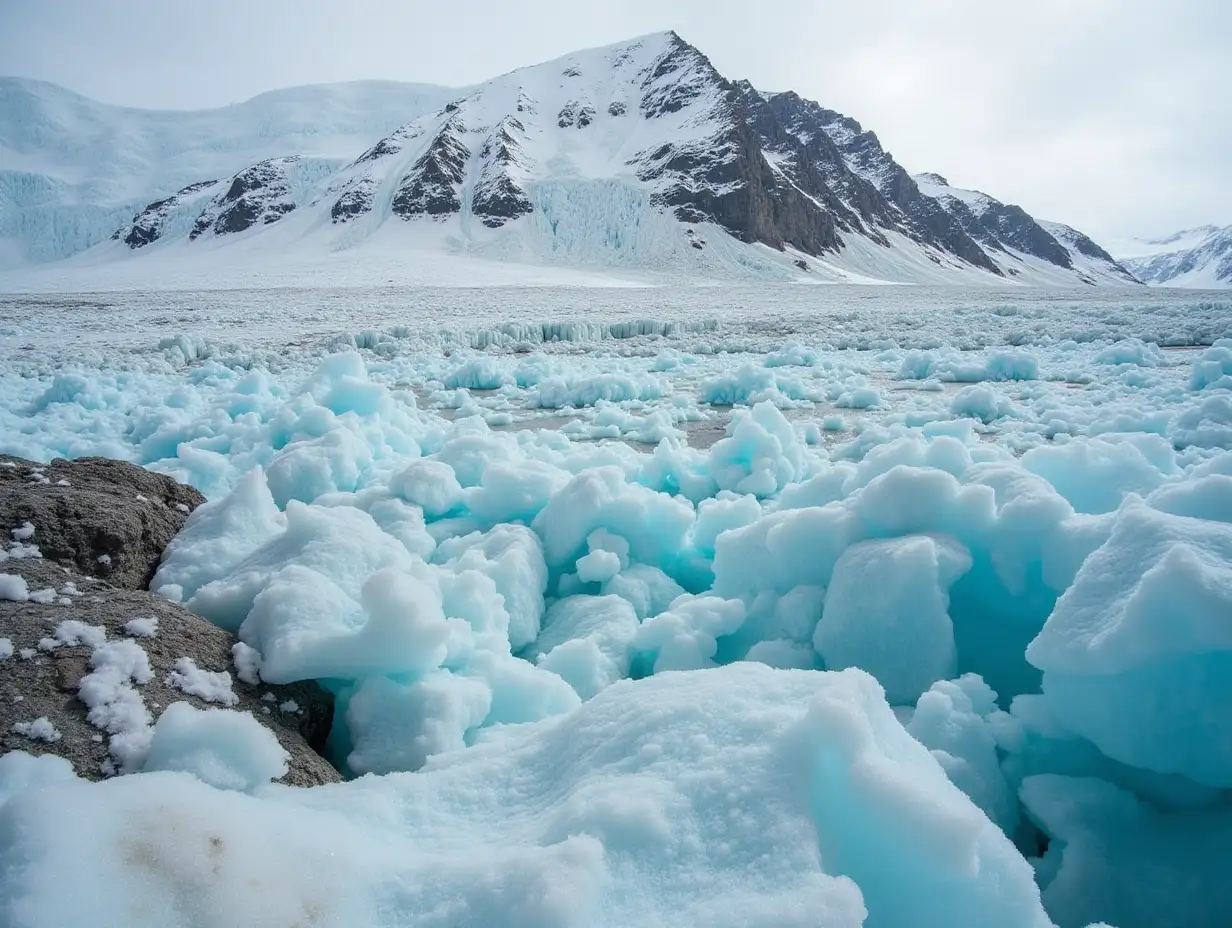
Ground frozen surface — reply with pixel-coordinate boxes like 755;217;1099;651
815;535;971;704
1027;503;1232;787
0;282;1229;927
1115;224;1232;289
0;666;1053;928
0;76;458;265
0;573;28;602
143;702;289;792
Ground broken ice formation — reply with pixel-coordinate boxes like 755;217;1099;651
0;306;1230;928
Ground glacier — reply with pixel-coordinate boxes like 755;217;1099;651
0;282;1230;927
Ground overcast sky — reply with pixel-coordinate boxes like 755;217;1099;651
2;0;1228;239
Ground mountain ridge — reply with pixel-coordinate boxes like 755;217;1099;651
1;31;1141;287
1114;224;1232;288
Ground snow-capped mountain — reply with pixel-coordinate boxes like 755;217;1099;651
911;174;1139;285
0;77;457;265
1113;225;1232;288
1;32;1139;288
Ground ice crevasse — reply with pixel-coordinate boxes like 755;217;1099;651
2;348;1231;928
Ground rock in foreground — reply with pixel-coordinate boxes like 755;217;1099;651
0;453;205;590
1;457;337;786
0;558;339;785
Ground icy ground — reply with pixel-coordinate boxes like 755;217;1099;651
2;283;1232;928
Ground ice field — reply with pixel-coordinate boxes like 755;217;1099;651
2;283;1232;928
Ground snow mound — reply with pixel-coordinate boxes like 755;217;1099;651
814;535;971;703
0;665;1052;928
144;702;288;792
1027;503;1232;788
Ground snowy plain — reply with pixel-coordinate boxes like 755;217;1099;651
1;281;1232;928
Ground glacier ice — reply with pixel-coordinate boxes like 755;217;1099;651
0;666;1056;928
0;291;1230;927
1026;502;1232;788
814;535;971;704
1021;774;1232;928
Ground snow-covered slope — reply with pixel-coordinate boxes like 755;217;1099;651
913;174;1140;285
1113;225;1232;288
0;77;457;265
0;33;1139;288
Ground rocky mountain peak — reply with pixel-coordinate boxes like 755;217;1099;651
3;31;1141;286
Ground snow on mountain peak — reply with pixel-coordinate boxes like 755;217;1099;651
909;174;1139;286
1;34;1141;287
1116;223;1232;288
1145;224;1222;247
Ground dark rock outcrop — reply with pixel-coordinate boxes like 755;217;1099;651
0;459;338;785
639;32;713;118
739;86;886;242
774;97;1002;273
391;118;470;219
557;100;596;128
332;125;431;224
190;157;300;239
354;136;403;166
0;558;339;786
643;117;845;256
331;177;377;224
471;119;533;228
0;454;204;590
113;180;219;249
1061;227;1119;263
912;174;1132;276
973;201;1073;268
635;38;846;256
122;196;173;247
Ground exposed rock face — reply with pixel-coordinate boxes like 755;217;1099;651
557;100;596;128
121;198;173;247
1060;227;1119;263
645;119;845;256
910;173;1142;284
113;180;220;249
391;116;470;219
0;454;204;590
331;177;377;224
748;92;887;241
354;134;407;166
779;100;1001;273
0;458;338;785
471;118;533;228
975;202;1073;267
0;558;339;786
190;157;301;239
635;37;846;256
639;32;714;118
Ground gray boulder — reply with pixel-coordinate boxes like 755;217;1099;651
0;453;205;590
0;558;340;786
